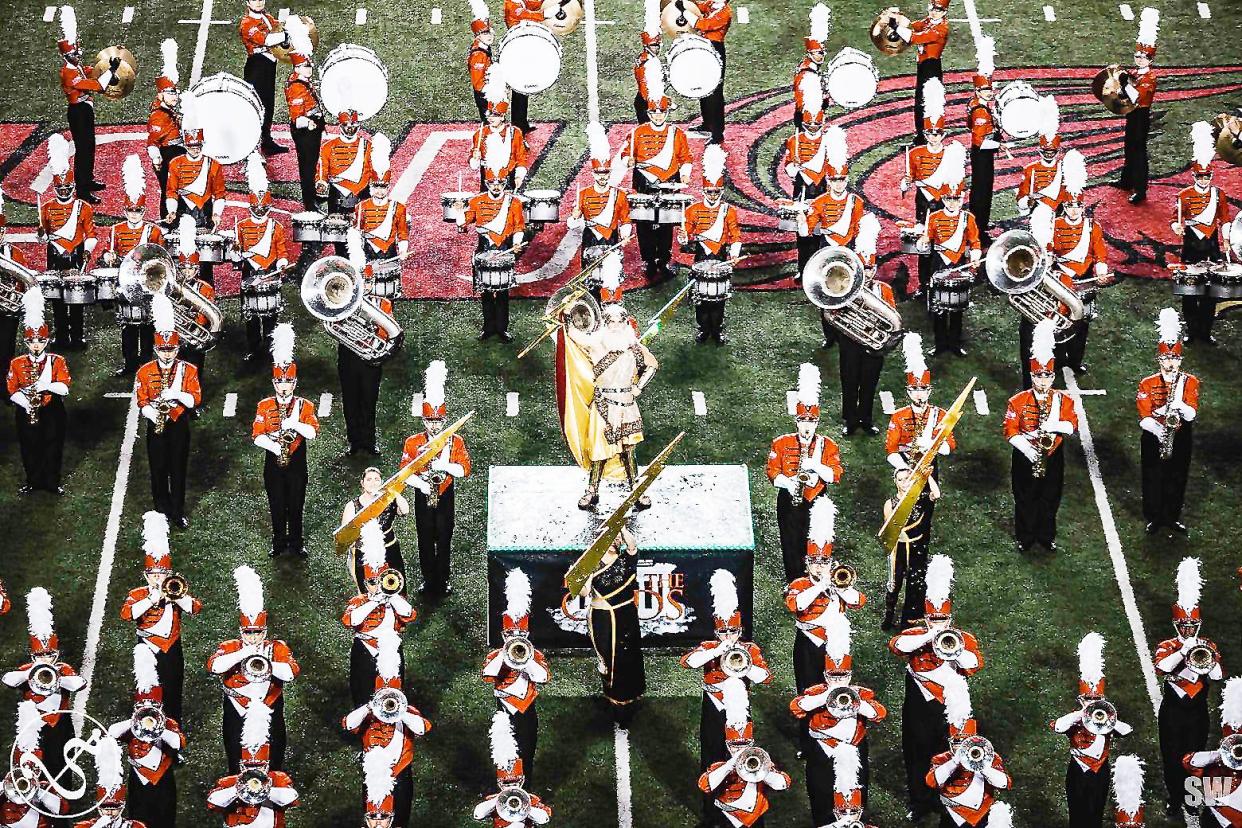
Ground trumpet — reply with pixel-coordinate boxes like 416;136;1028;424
1160;407;1182;461
237;768;272;806
242;649;273;683
2;767;37;804
27;663;60;696
503;636;534;670
162;573;188;600
497;785;533;821
827;685;861;719
735;746;772;783
379;569;404;596
986;230;1084;342
1082;698;1118;736
830;562;857;590
931;628;965;662
1220;733;1242;772
720;645;752;679
955;735;995;772
370;687;407;724
1186;642;1218;675
132;703;168;742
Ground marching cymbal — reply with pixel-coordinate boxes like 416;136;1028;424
540;0;583;37
1091;65;1136;116
660;0;701;37
94;46;138;100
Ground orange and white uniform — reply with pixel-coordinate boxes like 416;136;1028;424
805;191;864;246
1127;69;1157;109
908;145;945;202
353;197;409;257
1016;159;1066;214
906;17;948;62
1051;215;1107;278
482;644;551;715
7;354;71;410
681;640;771;711
285;75;321;125
968;96;998;149
886;404;956;469
469;40;492;95
107;715;185;786
1176;184;1231;241
135;359;201;424
783;130;830;189
1;661;86;727
791;681;887;753
572;185;632;243
147;102;181;152
1153;633;1222;699
785;573;866;638
1004;388;1078;456
471;123;527;183
341;592;416;656
1051;706;1132;773
766;433;842;501
251;396;319;455
341;701;431;778
624;123;693;184
683;200;741;258
316;135;373;198
692;1;733;42
234;215;290;271
206;638;300;715
926;207;981;266
399;431;472;497
120;586;202;653
503;0;544;27
59;63;105;106
1183;750;1242;827
698;757;790;827
39;199;95;257
889;626;983;703
463;191;526;248
927;747;1011;826
1;783;65;825
791;57;825;116
206;769;299;826
164;154;226;215
0;243;28;268
238;10;282;60
106;221;164;261
1137;372;1200;435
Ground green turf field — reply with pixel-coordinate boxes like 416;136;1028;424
2;0;1242;825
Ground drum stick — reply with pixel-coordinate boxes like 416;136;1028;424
903;144;911;200
457;172;463;193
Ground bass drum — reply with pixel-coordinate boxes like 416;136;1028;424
996;80;1042;139
320;44;390;121
824;47;878;110
667;34;722;100
499;23;563;95
189;74;264;164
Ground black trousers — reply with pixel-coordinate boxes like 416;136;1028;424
903;673;947;816
506;702;539;783
264;444;308;553
291;124;323;211
474;90;488;122
633;174;675;271
1011;446;1065;547
839;335;884;428
694;301;726;340
807;737;871;823
699;695;727;819
931;303;965;351
1181;232;1221;341
1140;425;1192;525
155;145;187;207
390;765;413;828
41;715;73;779
338;345;382;452
889;536;931;630
121;322;155;372
481;290;511;336
328;187;367;257
1158;684;1209;810
349;637;406;708
414;486;456;595
0;315;16;376
775;489;811;582
915;190;940;226
913;59;943;145
1066;760;1109;828
511;91;530;133
14;397;66;490
634;92;649;124
223;695;287;773
67;101;96;197
128;766;177;828
1120;107;1150;198
153;640;186;725
941;813;989;828
969;146;996;234
244;54;278;148
1060;321;1090;372
47;245;86;347
793;178;828;279
246;313;279;360
147;414;191;522
698;42;726;144
793;632;823;695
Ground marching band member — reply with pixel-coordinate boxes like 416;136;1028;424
1182;677;1242;828
252;325;318;557
1137;310;1199;535
136;293;201;527
569;124;632;277
342;467;410;592
837;214;891;434
338;231;394;455
698;699;791;827
890;0;949;144
468;0;495;121
792;4;830;129
785;498;865;694
790;614;886;821
147;39;185;203
680;145;741;344
0;579;8;615
283;16;322;210
456;155;525;342
903;77;948;227
1154;558;1225;822
38;134;95;350
171;219;215;378
7;291;70;495
1052;633;1133;828
472;68;528;191
2;588;86;778
784;88;829;277
1016;97;1067;218
927;684;1012;828
683;570;771;821
206;566;300;773
966;37;999;237
72;737;148;828
236;155;291;364
919;144;979;356
473;711;552;826
106;645;185;828
1173;122;1232;345
317;110;374;252
483;569;550;780
1115;9;1159;205
1;702;67;825
634;1;661;124
1112;755;1147;828
1051;150;1110;375
343;525;416;706
882;466;937;631
359;760;400;828
120;510;202;723
766;363;842;581
163;97;225;284
624;73;693;281
56;6;118;202
206;742;300;827
886;333;955;474
501;0;545;133
105;156;163;377
1005;318;1078;552
827;744;881;828
575;526;645;727
238;0;288;155
400;361;472;596
0;190;28;374
354;135;409;293
692;0;732;146
889;556;983;822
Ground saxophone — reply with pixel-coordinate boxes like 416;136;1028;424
1159;373;1183;461
20;362;43;425
1031;394;1056;480
275;399;297;468
151;364;177;435
793;437;815;499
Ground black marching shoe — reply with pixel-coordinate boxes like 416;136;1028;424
841;423;855;436
1128;192;1146;205
477;330;493;341
18;484;32;495
89;180;106;191
497;331;514;343
1046;541;1058;553
175;516;190;529
694;330;708;344
862;424;881;436
293;545;308;558
714;333;728;345
268;546;283;558
1145;521;1160;535
1170;521;1188;535
261;142;289;156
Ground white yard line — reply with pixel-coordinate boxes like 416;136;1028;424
1063;368;1161;716
583;0;600;125
73;397;141;730
615;724;633;828
189;0;217;87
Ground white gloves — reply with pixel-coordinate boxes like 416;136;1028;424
773;474;799;495
1139;416;1164;438
1008;435;1038;463
295;116;312;130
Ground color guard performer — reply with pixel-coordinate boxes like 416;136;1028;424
73;737;148;828
106;645;185;828
1050;150;1111;375
784;89;829;278
889;0;949;144
317;111;374;252
473;712;552;826
0;191;29;373
624;75;693;281
104;156;163;377
692;0;732;146
766;363;842;581
342;467;410;592
120;510;202;724
238;0;289;155
252;325;318;557
918;145;979;356
1004;318;1078;553
56;6;118;202
1016;98;1067;219
7;291;70;495
354;135;409;270
472;69;528;191
38;134;95;350
698;700;791;828
2;588;86;778
1;704;67;824
147;40;185;203
206;565;300;773
966;37;999;237
882;467;937;631
235;155;291;364
634;3;661;124
483;569;550;780
680;145;740;344
1137;310;1199;535
569;124;632;277
837;214;890;434
283;16;322;210
501;0;544;133
792;4;830;129
575;527;645;727
889;556;983;822
1182;678;1242;828
1172;123;1232;345
163;99;225;284
1112;755;1147;828
1115;9;1158;205
456;157;525;342
343;525;416;706
927;685;1012;828
1154;558;1225;823
468;0;495;121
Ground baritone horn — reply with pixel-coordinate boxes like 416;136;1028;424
237;768;272;806
986;229;1083;342
735;746;772;783
301;255;403;364
370;687;407;724
0;254;40;316
720;645;752;679
803;246;902;351
93;46;139;100
956;735;995;771
931;628;965;662
503;636;534;670
1082;698;1118;735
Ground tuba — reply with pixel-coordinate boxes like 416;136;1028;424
237;768;272;806
1220;733;1242;772
803;246;902;351
931;628;965;662
1091;65;1136;116
301;256;403;364
720;645;753;679
735;746;772;783
122;243;224;350
93;46;139;100
1082;698;1118;736
28;664;60;696
132;703;168;742
986;229;1083;342
0;254;40;316
956;735;995;772
370;687;407;724
497;786;533;821
869;8;911;55
503;636;534;670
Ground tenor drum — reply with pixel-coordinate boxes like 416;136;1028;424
777;204;805;232
996;80;1043;139
1208;262;1242;298
524;189;562;223
628;193;656;222
498;23;563;95
691;260;733;302
92;267;119;301
188;73;264;164
667;34;722;99
368;258;402;298
473;250;517;291
899;224;927;254
319;44;389;120
930;270;973;312
62;274;97;305
441;192;473;223
581;245;610;289
291;212;325;242
1171;263;1210;296
37;272;64;300
195;233;229;263
116;299;150;325
320;215;351;243
657;193;693;224
824;47;879;109
241;282;284;318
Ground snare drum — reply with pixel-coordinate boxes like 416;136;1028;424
368;258;402;297
824;47;878;109
996;80;1042;139
581;245;610;289
777;204;806;232
241;281;284;318
1208;262;1242;298
524;189;562;223
92;267;119;301
320;215;351;243
667;34;723;99
899;225;927;254
629;193;656;222
1171;263;1210;296
320;44;389;120
38;272;64;300
116;298;150;325
189;73;264;164
930;270;973;313
499;23;563;95
441;192;473;223
473;250;517;291
195;233;229;263
292;212;325;242
62;274;97;305
691;260;733;302
657;193;693;224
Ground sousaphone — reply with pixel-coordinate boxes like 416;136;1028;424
93;46;139;100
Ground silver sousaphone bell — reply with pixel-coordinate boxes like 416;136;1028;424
803;246;903;351
1220;733;1242;771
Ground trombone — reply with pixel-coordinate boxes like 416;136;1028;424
517;236;631;359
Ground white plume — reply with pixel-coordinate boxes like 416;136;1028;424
26;588;54;645
246;153;268;197
823;126;848;172
1157;308;1181;345
241;701;273;751
645;53;666;104
1038;95;1060;143
1221;677;1242;728
1030;202;1055;248
807;496;836;547
925;554;954;608
609;148;628;189
643;0;660;37
58;5;77;45
600;251;623;293
469;0;490;23
974;35;995;78
284;15;313;59
15;701;44;753
1078;632;1105;687
179;90;199;133
484;131;506;174
721;680;749;728
808;2;831;43
133;643;160;693
1176;557;1202;613
989;802;1013;828
347;227;365;270
364;742;398;804
360;520;388;572
371;133;391;180
141;509;170;564
1031;318;1057;367
943;671;972;727
122;154;146;204
923;78;945;124
797;362;820;408
490;711;519;769
1112;755;1145;816
709;569;738;623
938;141;967;189
854;212;880;257
21;289;44;335
702;144;726;186
47;133;71;178
424;359;447;409
234;565;264;622
177;214;197;259
902;333;928;379
96;735;124;793
482;64;507;107
1136;7;1159;48
504;568;532;621
832;743;860;794
799;71;822;120
822;610;851;662
269;323;295;367
1191;121;1216;169
587;122;611;164
160;38;179;85
375;630;401;680
1062;149;1087;197
150;292;176;336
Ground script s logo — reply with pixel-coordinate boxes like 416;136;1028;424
7;708;115;819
